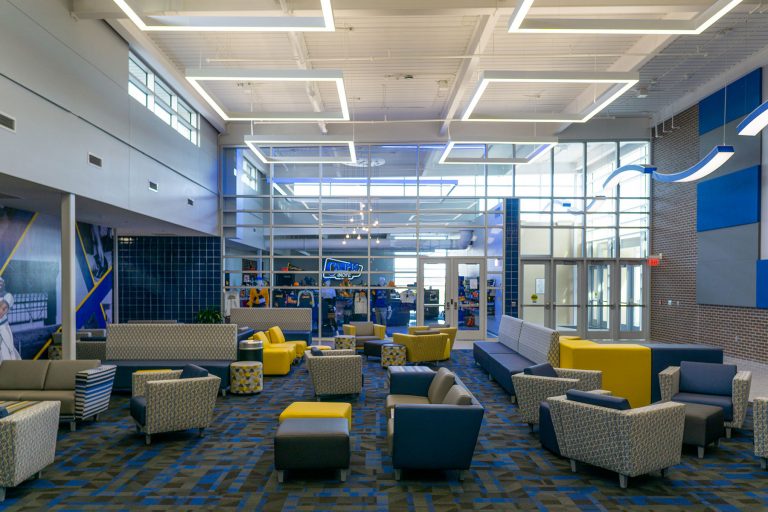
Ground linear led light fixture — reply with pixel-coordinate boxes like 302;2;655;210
186;68;349;122
508;0;742;35
111;0;335;32
462;71;638;123
439;139;558;165
244;135;357;164
737;100;768;136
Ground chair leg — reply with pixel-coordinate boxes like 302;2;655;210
697;446;705;459
488;373;493;382
714;438;720;448
0;487;5;503
510;395;516;404
339;469;348;482
36;471;43;479
70;421;76;432
761;458;767;470
660;467;669;477
94;414;100;422
457;470;465;481
528;423;535;433
619;474;628;489
145;434;151;445
394;469;402;481
277;470;285;483
569;459;577;473
725;427;732;439
198;428;205;438
221;389;227;398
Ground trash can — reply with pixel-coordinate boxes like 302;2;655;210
238;340;263;362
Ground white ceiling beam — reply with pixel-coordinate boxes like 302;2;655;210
438;12;500;136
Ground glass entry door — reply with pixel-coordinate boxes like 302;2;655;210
553;261;580;334
418;257;486;341
619;262;645;339
586;262;614;339
520;261;550;327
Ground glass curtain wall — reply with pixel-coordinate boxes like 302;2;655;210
222;141;650;341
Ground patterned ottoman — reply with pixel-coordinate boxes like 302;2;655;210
381;343;406;367
334;335;356;350
230;361;263;394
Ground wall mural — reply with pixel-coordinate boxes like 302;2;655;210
0;206;113;361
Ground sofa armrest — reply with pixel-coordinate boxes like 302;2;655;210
145;376;221;434
755;397;768;458
0;401;60;488
132;370;182;397
554;368;602;390
388;369;435;396
729;370;752;429
74;364;117;420
511;374;581;424
658;366;680;401
373;324;387;339
307;355;363;395
392;404;484;470
342;325;356;336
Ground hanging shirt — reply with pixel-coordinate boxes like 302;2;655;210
298;290;315;308
400;289;416;304
273;289;287;308
354;291;368;314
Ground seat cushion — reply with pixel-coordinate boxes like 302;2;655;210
355;335;379;343
0;361;50;390
17;390;76;415
351;322;374;336
180;364;209;379
385;394;430;414
130;396;147;426
474;341;515;355
680;361;736;397
485;352;535;395
363;339;390;357
44;360;100;390
567;389;631;411
427;368;455;403
442;385;472;405
279;401;353;429
673;392;733;421
524;362;558;378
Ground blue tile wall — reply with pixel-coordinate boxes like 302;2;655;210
118;236;221;323
504;198;520;318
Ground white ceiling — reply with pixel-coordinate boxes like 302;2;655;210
76;0;768;136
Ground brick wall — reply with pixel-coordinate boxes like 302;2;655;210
651;104;768;363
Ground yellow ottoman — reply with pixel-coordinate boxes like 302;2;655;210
230;361;263;394
279;402;352;429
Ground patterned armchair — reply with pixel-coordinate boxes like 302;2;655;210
755;397;768;470
130;368;220;445
0;402;60;502
306;349;363;397
548;392;685;489
659;361;752;438
512;367;602;429
392;333;449;364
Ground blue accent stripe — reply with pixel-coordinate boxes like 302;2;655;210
696;166;760;232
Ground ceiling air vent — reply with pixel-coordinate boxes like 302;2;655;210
88;153;103;168
187;198;194;206
148;181;158;192
0;112;16;132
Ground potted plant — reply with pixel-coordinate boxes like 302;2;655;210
194;308;223;324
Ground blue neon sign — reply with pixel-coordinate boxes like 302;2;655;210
323;258;364;280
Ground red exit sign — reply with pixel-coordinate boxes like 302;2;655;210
648;256;661;267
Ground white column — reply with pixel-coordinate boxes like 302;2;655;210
61;193;76;360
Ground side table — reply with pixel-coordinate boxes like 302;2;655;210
230;361;264;394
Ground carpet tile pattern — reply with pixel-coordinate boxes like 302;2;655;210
2;350;768;511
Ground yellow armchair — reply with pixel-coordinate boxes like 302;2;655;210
267;326;308;357
393;333;449;364
407;326;457;360
559;339;651;408
342;324;356;336
373;324;387;339
252;331;295;376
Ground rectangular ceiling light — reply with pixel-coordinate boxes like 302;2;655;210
244;135;357;164
462;70;638;123
508;0;742;34
439;139;558;165
112;0;335;32
186;68;349;122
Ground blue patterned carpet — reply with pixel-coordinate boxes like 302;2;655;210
3;350;768;511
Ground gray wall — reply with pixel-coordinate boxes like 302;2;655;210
0;0;219;234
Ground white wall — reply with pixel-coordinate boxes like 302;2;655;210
0;0;219;235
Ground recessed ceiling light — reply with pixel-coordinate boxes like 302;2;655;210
111;0;335;32
186;68;349;122
244;135;357;164
508;0;742;35
461;70;638;123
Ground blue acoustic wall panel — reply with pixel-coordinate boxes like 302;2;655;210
757;261;768;309
696;166;760;232
699;68;762;135
697;223;759;307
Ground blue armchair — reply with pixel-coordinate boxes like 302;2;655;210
386;368;484;480
659;361;752;438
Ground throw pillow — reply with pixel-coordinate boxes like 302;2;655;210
427;367;455;403
180;364;209;379
0;406;7;419
310;347;325;356
524;363;558;378
442;385;473;405
566;389;630;411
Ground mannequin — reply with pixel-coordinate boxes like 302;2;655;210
374;277;389;327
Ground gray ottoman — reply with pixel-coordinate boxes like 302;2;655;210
274;418;350;482
682;403;725;458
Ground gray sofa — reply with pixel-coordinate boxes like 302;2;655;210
104;324;238;394
473;315;559;399
229;308;312;345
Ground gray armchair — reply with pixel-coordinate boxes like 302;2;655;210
549;391;685;489
0;402;60;502
130;368;220;445
754;397;768;469
659;361;752;438
306;349;363;398
512;366;602;430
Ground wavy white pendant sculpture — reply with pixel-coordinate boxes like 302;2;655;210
737;101;768;136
